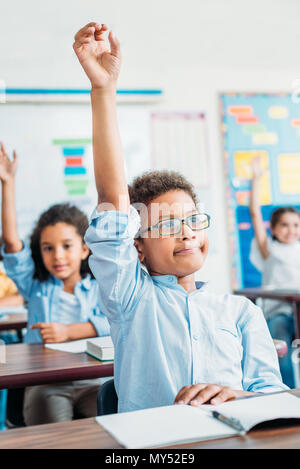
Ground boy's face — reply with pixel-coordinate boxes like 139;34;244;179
134;190;209;278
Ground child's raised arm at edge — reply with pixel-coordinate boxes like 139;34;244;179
0;142;23;253
73;23;129;213
249;156;269;259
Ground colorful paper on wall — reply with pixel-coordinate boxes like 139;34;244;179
233;151;271;205
278;154;300;194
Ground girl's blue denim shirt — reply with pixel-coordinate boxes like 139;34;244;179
1;244;110;343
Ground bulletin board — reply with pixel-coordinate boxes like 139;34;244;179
220;93;300;289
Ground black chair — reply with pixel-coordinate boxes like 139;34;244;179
5;387;26;428
97;379;118;416
6;385;107;427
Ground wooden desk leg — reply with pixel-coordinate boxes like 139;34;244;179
295;301;300;340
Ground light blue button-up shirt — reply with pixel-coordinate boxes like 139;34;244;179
85;207;288;413
2;244;110;343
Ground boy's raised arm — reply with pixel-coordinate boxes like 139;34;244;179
73;23;129;213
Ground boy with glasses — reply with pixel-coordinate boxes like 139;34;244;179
74;23;287;413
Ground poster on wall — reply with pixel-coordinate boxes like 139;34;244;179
151;111;210;189
151;111;216;251
220;93;300;289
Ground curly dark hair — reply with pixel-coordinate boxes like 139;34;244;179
30;203;92;282
128;170;198;207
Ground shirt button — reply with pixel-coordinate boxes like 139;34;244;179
193;334;199;341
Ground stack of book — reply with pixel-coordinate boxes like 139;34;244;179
86;336;114;361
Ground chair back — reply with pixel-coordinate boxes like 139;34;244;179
5;387;25;428
97;379;118;416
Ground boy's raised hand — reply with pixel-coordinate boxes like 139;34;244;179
0;142;18;183
73;23;121;90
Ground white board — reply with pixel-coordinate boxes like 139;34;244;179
0;102;152;240
0;96;214;252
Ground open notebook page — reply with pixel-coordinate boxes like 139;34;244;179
0;305;27;314
203;392;300;432
96;392;300;448
45;338;89;353
45;336;113;353
96;404;236;449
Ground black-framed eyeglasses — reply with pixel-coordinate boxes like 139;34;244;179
138;213;211;237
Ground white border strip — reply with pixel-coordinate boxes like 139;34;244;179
4;90;163;104
0;80;6;103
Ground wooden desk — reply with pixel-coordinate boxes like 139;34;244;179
0;390;300;449
0;313;27;332
234;288;300;339
0;343;114;389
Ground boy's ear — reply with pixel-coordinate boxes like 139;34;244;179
134;239;145;263
81;243;90;260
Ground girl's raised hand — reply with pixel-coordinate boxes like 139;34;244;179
73;23;121;90
251;155;265;179
0;142;18;183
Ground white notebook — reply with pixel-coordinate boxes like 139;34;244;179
0;305;27;314
45;336;114;358
45;338;88;353
95;392;300;448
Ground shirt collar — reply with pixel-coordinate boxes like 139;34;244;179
151;275;207;293
151;275;178;286
80;274;92;290
50;274;92;290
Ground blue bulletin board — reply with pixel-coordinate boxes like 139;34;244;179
220;93;300;289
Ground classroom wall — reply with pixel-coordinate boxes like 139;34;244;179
1;0;300;293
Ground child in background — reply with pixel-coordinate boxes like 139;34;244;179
0;239;24;430
0;269;23;307
73;22;287;413
0;238;23;307
0;142;110;425
0;238;24;345
250;156;300;388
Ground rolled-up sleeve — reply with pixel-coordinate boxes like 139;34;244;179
239;297;289;392
85;206;147;323
1;243;35;301
88;308;111;337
